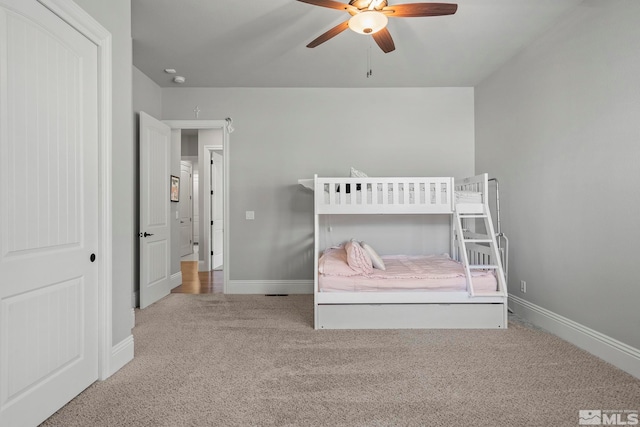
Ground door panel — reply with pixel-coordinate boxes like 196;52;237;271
0;1;98;425
211;152;223;269
139;112;171;308
193;172;199;244
179;161;192;257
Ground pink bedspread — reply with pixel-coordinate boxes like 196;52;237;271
318;247;497;292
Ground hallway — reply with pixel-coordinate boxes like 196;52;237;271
172;245;223;294
172;262;223;294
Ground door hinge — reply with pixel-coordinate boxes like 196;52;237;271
211;221;213;225
211;190;214;195
210;160;213;165
211;251;213;256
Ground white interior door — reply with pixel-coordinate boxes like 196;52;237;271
193;172;199;244
139;112;171;308
179;161;193;257
0;1;99;425
211;151;224;269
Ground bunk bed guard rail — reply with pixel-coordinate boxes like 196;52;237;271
314;175;455;215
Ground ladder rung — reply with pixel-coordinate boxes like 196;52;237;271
463;239;493;243
459;214;488;218
469;264;499;269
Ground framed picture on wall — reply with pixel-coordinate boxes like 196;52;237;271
170;175;180;202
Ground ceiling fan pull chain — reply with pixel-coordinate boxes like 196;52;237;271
366;44;373;78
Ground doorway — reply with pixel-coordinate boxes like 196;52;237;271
179;129;198;261
165;120;230;293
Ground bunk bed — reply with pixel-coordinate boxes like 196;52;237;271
308;173;508;330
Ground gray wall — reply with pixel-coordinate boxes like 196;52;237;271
132;66;163;305
73;0;133;345
133;66;162;119
162;88;475;281
181;134;198;157
475;0;640;349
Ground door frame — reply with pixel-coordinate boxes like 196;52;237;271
165;120;230;292
39;0;114;380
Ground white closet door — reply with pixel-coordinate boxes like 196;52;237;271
179;161;193;257
193;172;199;244
0;1;99;425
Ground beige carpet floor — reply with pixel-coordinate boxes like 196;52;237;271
42;294;640;427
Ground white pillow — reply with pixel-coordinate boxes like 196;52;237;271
350;167;368;178
360;242;386;271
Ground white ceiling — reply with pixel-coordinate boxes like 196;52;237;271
132;0;584;88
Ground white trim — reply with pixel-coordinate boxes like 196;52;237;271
170;271;183;289
164;120;230;291
38;0;114;381
164;120;227;130
510;294;640;379
227;280;313;295
131;308;135;330
223;130;230;293
109;335;134;377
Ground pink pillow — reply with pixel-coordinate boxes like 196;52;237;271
345;240;373;274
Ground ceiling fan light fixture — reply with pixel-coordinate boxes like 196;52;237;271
348;10;388;35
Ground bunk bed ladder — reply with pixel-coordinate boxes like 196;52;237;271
454;206;507;298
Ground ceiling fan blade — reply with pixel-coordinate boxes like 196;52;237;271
382;3;458;17
372;27;395;53
297;0;356;12
307;20;350;48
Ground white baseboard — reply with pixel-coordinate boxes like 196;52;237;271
509;294;640;379
131;307;135;329
170;271;182;289
109;335;134;377
226;280;313;295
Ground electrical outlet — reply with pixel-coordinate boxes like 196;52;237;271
520;280;527;293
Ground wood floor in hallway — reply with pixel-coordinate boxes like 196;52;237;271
172;261;223;294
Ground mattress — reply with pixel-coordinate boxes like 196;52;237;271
318;249;498;293
319;273;497;292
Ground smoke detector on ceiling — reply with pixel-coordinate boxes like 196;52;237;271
173;76;186;84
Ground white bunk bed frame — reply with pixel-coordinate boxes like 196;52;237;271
313;173;508;330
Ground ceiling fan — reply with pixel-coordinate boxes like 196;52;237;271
297;0;458;53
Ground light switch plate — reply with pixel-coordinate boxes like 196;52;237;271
246;211;255;220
